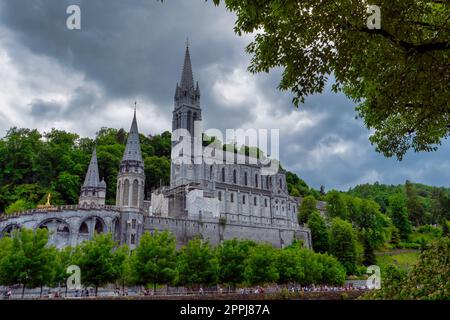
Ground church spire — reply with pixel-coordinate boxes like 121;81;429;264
122;107;143;163
83;147;100;187
180;42;194;90
174;41;200;109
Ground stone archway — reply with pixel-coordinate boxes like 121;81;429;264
37;218;71;248
77;216;107;243
1;224;21;238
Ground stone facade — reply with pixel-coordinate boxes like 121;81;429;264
0;45;312;249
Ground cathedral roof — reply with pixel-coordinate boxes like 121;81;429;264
83;147;100;188
122;109;143;163
180;45;194;91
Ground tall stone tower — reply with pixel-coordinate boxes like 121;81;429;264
116;108;145;250
79;147;106;206
171;43;203;188
116;109;145;210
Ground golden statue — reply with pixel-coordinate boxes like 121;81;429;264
45;193;51;206
37;193;52;209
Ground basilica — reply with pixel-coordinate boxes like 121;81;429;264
0;46;312;249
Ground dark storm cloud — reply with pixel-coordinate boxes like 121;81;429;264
29;99;62;118
0;0;248;124
0;0;449;190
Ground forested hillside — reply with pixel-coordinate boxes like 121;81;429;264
0;127;171;213
346;182;450;225
0;126;448;224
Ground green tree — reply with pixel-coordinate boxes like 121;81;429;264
365;238;450;300
329;218;359;274
5;199;32;215
296;248;323;285
390;227;401;247
307;211;329;253
354;200;390;265
298;195;318;224
0;228;54;297
177;238;219;288
315;253;346;286
276;247;304;284
75;233;123;295
326;191;348;220
113;244;131;295
50;246;76;293
217;239;255;288
388;194;412;240
405;180;425;226
244;243;279;285
430;188;450;226
129;231;177;292
210;0;449;159
144;156;171;192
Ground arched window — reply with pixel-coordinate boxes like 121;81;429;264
123;179;130;206
279;178;282;189
254;197;257;206
242;195;246;204
210;165;213;179
79;222;89;234
132;179;139;207
265;198;268;207
255;174;258;188
266;176;269;189
94;220;104;234
218;191;222;201
222;167;226;182
233;170;237;184
231;193;234;203
244;172;248;186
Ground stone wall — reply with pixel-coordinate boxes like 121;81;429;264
143;215;311;248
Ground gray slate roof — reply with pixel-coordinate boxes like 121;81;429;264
180;45;194;90
122;109;143;163
83;147;100;187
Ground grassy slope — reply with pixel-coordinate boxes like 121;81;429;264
376;251;419;272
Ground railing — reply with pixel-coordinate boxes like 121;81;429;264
0;204;125;221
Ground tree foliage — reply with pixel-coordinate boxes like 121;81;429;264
307;211;329;253
210;0;450;159
129;230;177;289
326;190;348;220
176;238;219;287
365;238;450;300
329;218;359;274
298;195;318;224
74;233;123;294
217;239;254;287
0;228;54;297
388;194;412;240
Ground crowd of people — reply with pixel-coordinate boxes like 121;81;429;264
2;282;368;299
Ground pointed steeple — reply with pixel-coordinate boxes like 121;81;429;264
122;108;143;163
180;43;194;90
83;147;100;187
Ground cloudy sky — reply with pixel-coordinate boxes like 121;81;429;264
0;0;449;191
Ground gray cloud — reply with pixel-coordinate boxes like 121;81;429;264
0;0;449;190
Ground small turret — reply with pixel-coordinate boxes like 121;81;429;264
79;147;106;207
